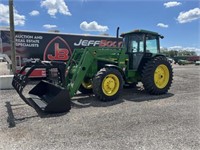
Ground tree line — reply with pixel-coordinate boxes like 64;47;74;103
161;48;197;57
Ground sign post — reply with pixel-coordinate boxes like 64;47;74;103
9;0;16;73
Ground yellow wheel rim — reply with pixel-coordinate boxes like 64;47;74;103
82;80;92;89
102;74;120;96
154;64;170;89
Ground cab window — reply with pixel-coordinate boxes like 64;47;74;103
146;35;158;53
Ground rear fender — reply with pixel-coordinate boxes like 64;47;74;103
152;54;166;59
138;54;166;74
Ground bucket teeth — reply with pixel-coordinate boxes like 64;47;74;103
12;74;27;93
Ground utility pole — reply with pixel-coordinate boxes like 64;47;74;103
9;0;16;74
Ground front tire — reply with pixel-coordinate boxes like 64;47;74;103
141;56;173;95
78;79;93;94
93;68;123;101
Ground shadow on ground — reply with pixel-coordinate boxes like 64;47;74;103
5;101;68;128
71;87;174;109
5;86;174;127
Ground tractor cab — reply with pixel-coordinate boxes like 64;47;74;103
121;29;164;70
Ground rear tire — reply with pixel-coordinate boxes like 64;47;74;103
93;68;123;101
141;56;173;95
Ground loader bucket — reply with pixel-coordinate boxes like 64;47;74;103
12;60;71;113
28;80;71;113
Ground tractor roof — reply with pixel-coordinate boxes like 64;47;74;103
120;29;163;38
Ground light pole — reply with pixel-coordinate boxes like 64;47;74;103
9;0;16;74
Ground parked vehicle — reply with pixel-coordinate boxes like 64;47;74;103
178;59;193;65
195;61;200;65
167;57;174;63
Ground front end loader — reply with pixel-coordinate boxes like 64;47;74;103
12;29;173;113
12;60;71;113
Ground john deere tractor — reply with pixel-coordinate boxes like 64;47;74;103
12;29;173;113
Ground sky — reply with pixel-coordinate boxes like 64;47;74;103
0;0;200;54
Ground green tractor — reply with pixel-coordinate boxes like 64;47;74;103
12;29;173;113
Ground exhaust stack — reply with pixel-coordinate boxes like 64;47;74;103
116;27;120;47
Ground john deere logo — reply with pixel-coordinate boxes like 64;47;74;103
43;36;72;61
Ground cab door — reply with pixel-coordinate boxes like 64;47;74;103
127;34;144;70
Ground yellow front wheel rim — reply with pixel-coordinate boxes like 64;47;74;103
154;64;170;89
102;74;120;96
82;80;92;89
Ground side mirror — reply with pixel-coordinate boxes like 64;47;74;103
160;35;164;39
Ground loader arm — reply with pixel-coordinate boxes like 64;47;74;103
65;47;124;97
66;49;96;97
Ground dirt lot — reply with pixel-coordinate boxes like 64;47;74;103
0;65;200;150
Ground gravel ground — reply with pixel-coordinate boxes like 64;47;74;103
0;64;200;150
